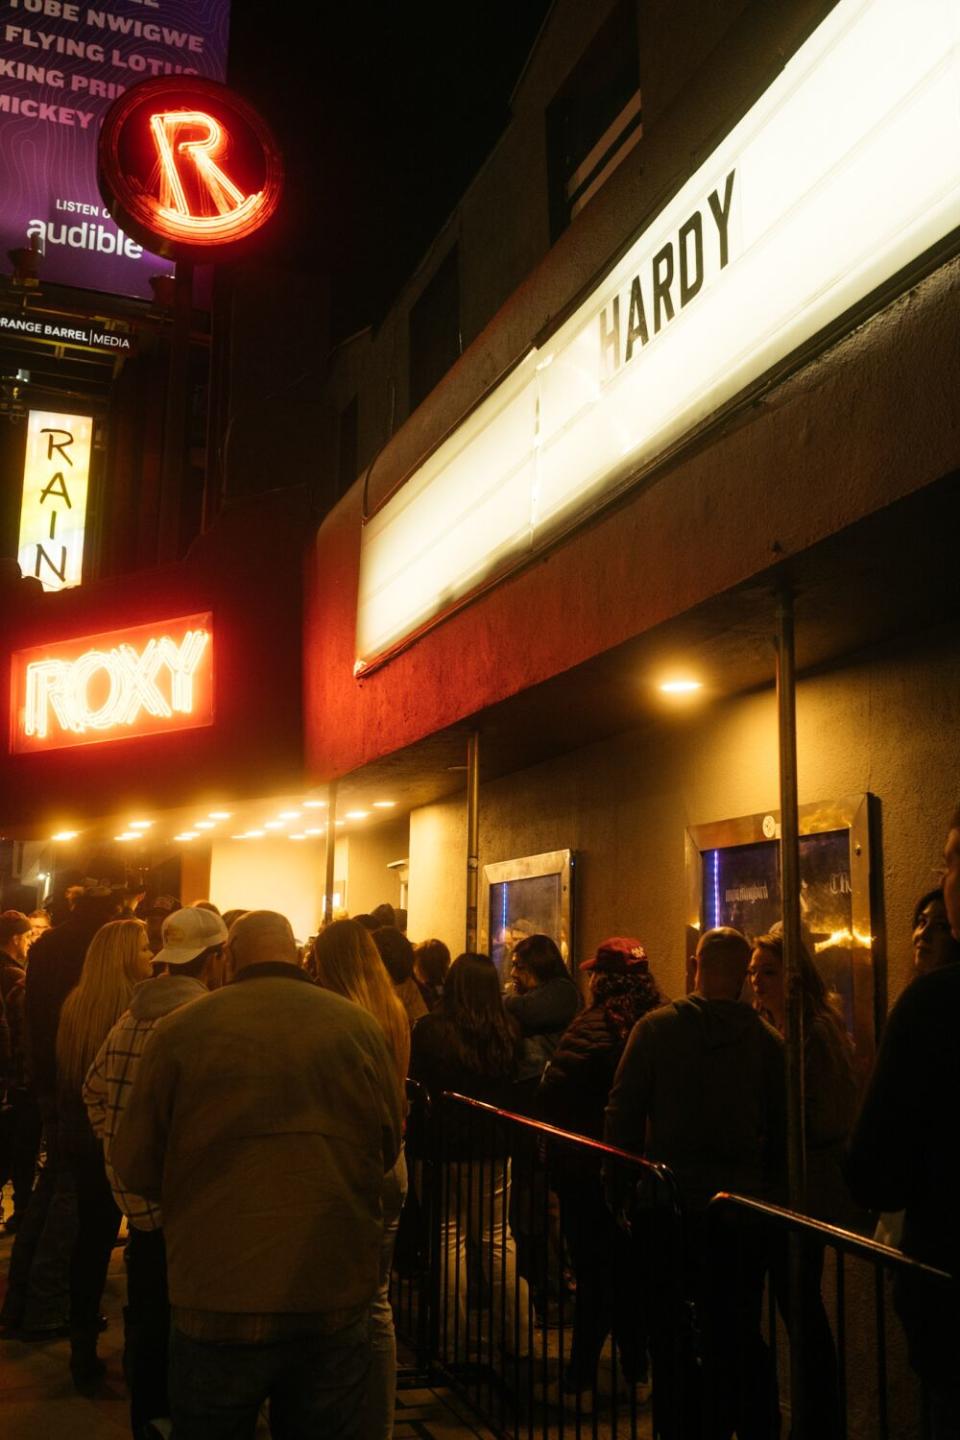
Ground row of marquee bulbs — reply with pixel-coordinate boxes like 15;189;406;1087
223;800;397;844
50;801;397;846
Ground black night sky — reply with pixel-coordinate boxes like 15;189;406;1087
227;0;553;334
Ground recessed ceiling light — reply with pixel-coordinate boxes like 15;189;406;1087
345;810;369;820
278;810;301;820
335;820;345;828
114;833;137;842
174;832;198;842
289;833;306;841
264;820;283;830
208;811;232;819
245;829;265;838
303;800;326;808
658;679;703;694
194;821;215;830
372;800;396;809
129;819;152;829
304;827;323;836
51;829;79;841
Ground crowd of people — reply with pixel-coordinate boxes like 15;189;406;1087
0;806;957;1440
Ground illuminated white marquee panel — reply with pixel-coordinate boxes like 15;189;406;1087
17;409;93;592
11;613;214;754
356;0;960;666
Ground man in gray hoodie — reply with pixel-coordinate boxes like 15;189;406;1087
85;905;227;1438
605;926;785;1439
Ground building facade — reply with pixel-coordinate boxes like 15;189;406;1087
305;0;960;1038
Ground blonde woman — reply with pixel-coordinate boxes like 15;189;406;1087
58;918;153;1389
313;919;409;1440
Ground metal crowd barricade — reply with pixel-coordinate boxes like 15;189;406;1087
392;1085;685;1439
392;1088;952;1440
707;1192;952;1440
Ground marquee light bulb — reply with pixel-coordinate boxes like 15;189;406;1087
659;679;703;694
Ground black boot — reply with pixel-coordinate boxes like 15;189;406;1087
69;1326;106;1392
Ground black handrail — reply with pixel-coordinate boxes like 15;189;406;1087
437;1089;681;1193
708;1190;952;1283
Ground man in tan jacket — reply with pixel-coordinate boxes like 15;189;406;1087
112;909;404;1440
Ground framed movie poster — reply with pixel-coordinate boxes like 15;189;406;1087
479;849;574;987
685;794;879;1062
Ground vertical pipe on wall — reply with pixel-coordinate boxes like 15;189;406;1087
776;586;807;1436
465;731;480;952
158;259;193;563
776;588;806;1207
323;779;338;926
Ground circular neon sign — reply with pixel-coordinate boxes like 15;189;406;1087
98;77;283;261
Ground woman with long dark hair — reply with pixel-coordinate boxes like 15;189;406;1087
538;937;663;1406
409;952;532;1358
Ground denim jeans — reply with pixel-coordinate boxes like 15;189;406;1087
362;1149;407;1440
440;1157;532;1360
169;1312;370;1440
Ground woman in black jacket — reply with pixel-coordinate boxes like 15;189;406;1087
409;952;533;1359
537;937;662;1407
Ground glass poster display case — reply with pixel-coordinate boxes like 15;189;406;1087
479;849;574;987
685;794;880;1062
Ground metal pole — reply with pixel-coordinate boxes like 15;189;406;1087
322;779;338;926
158;259;193;562
776;587;807;1437
465;731;480;952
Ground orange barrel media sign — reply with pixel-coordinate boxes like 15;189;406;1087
10;613;214;755
97;77;283;261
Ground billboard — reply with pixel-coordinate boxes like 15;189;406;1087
0;0;230;300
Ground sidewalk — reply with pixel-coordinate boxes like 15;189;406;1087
0;1223;494;1440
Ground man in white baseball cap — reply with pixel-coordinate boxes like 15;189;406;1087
84;905;228;1434
154;906;229;972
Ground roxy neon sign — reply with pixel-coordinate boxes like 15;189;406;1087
98;77;283;260
11;614;214;754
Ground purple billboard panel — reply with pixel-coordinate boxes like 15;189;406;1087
0;0;230;300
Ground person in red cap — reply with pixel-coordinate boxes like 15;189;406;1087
537;936;662;1408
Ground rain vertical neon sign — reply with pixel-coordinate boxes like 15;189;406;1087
17;409;93;592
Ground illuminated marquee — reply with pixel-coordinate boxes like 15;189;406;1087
356;0;960;666
17;410;93;593
11;614;214;755
98;77;283;260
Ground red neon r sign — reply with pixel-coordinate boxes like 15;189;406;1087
149;109;266;241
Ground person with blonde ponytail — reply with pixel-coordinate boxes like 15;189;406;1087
57;918;153;1389
313;919;409;1440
